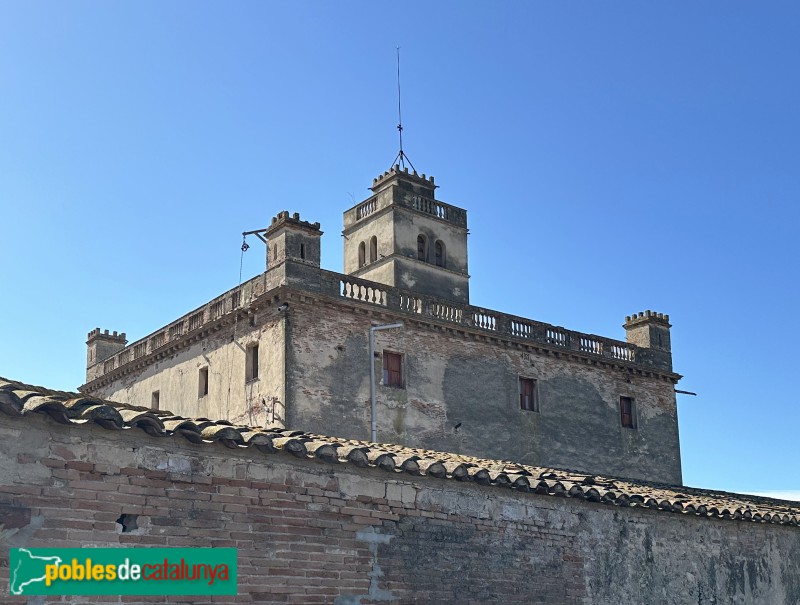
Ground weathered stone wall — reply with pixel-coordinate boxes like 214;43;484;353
91;316;286;428
2;413;798;605
286;295;682;484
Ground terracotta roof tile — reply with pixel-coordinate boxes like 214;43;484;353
1;376;798;526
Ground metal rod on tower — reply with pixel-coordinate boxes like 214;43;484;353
391;47;416;173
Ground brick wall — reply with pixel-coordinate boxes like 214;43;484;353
1;413;798;604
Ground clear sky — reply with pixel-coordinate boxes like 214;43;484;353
1;2;798;497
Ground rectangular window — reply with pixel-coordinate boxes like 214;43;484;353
620;396;636;428
246;343;259;381
198;367;209;397
519;377;538;411
382;352;403;388
151;390;160;410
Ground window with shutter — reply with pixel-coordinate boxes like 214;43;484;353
620;396;635;428
519;377;538;411
382;352;403;388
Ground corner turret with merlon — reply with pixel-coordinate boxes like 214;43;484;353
624;310;673;371
86;328;127;370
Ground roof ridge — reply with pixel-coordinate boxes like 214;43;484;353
1;375;799;526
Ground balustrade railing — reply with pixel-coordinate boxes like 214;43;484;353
546;328;568;347
430;302;463;322
399;294;423;314
210;300;225;321
472;311;496;331
169;323;184;341
356;199;377;220
610;345;635;362
510;320;532;339
340;279;387;306
579;337;602;355
96;267;646;382
189;312;204;331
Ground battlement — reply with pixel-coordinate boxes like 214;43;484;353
83;263;679;389
265;211;321;236
625;310;671;326
371;165;437;191
87;328;127;343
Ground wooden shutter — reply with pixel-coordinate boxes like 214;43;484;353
620;397;633;428
519;378;536;411
383;352;403;387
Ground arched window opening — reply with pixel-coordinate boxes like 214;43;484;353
358;241;366;267
417;235;427;262
434;240;445;267
369;236;377;263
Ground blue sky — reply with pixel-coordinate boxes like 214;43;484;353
1;2;798;497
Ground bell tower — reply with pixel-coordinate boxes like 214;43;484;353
342;165;470;303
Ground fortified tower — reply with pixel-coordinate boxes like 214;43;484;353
265;211;322;271
342;166;470;303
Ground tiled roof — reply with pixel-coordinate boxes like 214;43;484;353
2;376;798;527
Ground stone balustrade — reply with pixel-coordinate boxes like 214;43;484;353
91;273;267;381
91;266;661;383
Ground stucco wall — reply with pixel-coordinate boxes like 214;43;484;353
92;317;286;428
1;413;797;605
285;296;682;484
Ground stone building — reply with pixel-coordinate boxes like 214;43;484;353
80;166;682;485
2;377;799;604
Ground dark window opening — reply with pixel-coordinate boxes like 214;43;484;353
198;367;209;397
382;352;404;388
434;240;445;267
246;344;259;381
620;396;636;428
116;514;139;533
300;243;306;260
369;236;377;263
358;241;366;267
151;391;160;410
417;235;427;262
519;377;538;411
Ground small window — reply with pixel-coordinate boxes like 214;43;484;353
151;390;160;410
272;244;278;263
358;241;366;267
246;343;259;381
434;240;445;267
519;377;538;411
369;236;377;263
300;243;306;260
198;367;209;397
620;396;636;428
382;352;404;388
417;235;427;262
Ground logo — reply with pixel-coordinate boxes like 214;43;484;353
9;548;236;596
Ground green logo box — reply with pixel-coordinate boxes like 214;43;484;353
9;547;237;596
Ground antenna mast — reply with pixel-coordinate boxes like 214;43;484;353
391;47;416;172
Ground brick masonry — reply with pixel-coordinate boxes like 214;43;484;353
1;413;798;604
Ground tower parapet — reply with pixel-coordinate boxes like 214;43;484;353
86;328;127;369
343;167;470;303
624;311;672;371
264;211;322;270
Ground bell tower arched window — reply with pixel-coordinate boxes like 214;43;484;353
358;241;366;267
434;240;445;267
417;235;427;262
369;236;377;263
